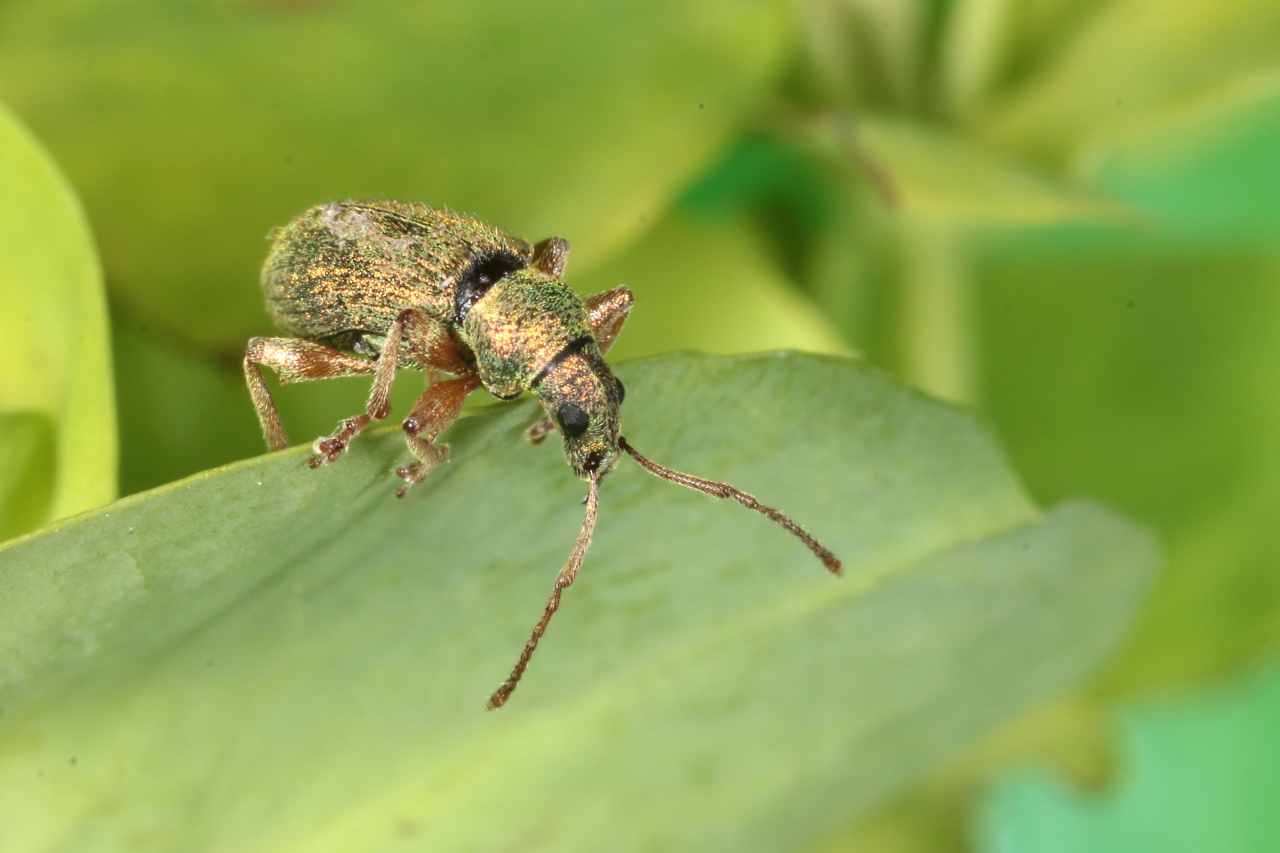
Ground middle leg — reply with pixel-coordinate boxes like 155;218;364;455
309;308;417;467
395;373;483;497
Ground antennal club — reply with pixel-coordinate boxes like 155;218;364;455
619;437;842;576
487;475;602;710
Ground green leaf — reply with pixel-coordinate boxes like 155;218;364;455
978;238;1280;691
980;655;1280;853
857;117;1124;224
0;412;56;541
0;0;793;351
574;210;848;360
980;0;1280;173
0;353;1154;851
0;102;114;535
1096;99;1280;239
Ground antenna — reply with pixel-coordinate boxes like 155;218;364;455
619;437;842;575
485;438;842;709
487;475;602;710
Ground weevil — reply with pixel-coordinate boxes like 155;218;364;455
244;201;842;709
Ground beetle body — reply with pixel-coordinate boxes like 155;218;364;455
258;201;623;479
245;200;839;709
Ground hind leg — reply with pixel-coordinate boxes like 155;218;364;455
306;309;421;467
244;337;377;452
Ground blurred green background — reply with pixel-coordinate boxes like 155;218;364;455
0;0;1277;850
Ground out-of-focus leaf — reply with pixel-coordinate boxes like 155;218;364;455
980;655;1280;853
980;0;1280;173
795;0;933;109
0;353;1155;852
1097;97;1280;239
814;696;1116;853
0;102;114;535
938;0;1009;118
0;0;793;351
111;315;270;497
805;94;1280;853
978;239;1280;691
0;413;56;541
857;117;1124;223
574;210;847;360
996;0;1112;92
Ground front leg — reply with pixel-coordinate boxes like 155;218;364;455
525;417;557;445
583;285;633;355
396;374;483;497
308;308;419;467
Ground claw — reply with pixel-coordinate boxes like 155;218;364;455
308;416;368;467
395;464;421;498
393;444;450;498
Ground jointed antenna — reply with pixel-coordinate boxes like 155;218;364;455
487;475;601;710
486;438;842;710
619;437;842;575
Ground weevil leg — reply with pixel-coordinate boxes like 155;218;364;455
583;285;634;355
244;337;379;452
402;308;476;376
244;357;289;453
525;417;555;445
531;236;571;278
308;308;425;467
396;374;484;497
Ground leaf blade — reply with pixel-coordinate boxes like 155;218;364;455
0;353;1155;852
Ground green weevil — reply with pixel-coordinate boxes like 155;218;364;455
244;200;842;709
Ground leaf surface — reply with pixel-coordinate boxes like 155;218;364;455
0;353;1155;852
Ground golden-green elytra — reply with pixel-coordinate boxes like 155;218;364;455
244;200;841;709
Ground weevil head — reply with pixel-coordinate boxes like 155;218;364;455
532;344;625;481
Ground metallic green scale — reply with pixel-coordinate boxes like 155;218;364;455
263;201;531;355
260;200;622;478
466;270;621;477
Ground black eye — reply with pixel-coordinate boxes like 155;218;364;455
615;378;625;404
558;403;589;438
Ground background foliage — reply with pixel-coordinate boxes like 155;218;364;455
0;0;1276;850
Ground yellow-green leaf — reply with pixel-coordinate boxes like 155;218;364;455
858;117;1124;223
981;0;1280;173
575;211;848;360
0;102;114;536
